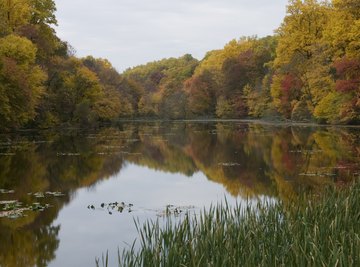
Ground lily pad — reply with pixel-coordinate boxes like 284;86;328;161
0;209;26;219
28;191;65;198
218;162;241;167
0;153;15;156
56;152;81;156
34;192;45;198
88;201;134;214
0;189;15;194
30;202;51;211
157;205;196;217
1;200;22;211
45;191;65;197
0;199;52;219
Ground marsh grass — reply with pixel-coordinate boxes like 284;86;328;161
97;182;360;267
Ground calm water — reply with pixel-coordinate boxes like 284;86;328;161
0;121;359;267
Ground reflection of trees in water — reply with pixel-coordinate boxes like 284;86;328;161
0;224;60;267
0;127;133;267
0;123;359;266
127;123;359;200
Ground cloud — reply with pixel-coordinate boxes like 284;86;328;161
55;0;288;71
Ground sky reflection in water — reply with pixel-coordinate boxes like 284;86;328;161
0;121;359;267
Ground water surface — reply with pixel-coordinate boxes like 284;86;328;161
0;121;359;266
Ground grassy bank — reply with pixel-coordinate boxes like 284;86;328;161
97;182;360;267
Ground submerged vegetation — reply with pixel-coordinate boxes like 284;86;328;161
0;0;359;131
96;181;360;267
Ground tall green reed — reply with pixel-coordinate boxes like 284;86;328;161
98;182;360;267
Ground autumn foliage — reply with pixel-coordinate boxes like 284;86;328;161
334;58;360;92
0;0;359;129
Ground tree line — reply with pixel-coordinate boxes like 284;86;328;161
0;0;359;130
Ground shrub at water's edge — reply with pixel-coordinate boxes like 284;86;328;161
97;181;360;267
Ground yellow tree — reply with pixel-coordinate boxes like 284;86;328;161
275;0;329;66
324;0;360;59
273;0;330;119
314;0;360;123
0;0;31;35
0;34;46;128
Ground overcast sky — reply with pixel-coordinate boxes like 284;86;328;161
55;0;289;72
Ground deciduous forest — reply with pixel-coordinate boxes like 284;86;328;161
0;0;359;130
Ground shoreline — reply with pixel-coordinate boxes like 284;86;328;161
1;118;360;134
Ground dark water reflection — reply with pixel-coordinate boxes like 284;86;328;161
0;121;359;266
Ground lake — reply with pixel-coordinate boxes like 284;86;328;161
0;121;359;267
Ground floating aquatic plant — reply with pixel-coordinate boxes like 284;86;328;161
87;202;134;215
0;191;64;219
87;202;195;217
0;200;52;219
29;202;51;211
218;162;241;167
27;191;65;198
45;191;65;197
56;152;81;156
157;205;196;217
0;209;26;219
0;189;15;194
0;200;22;211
